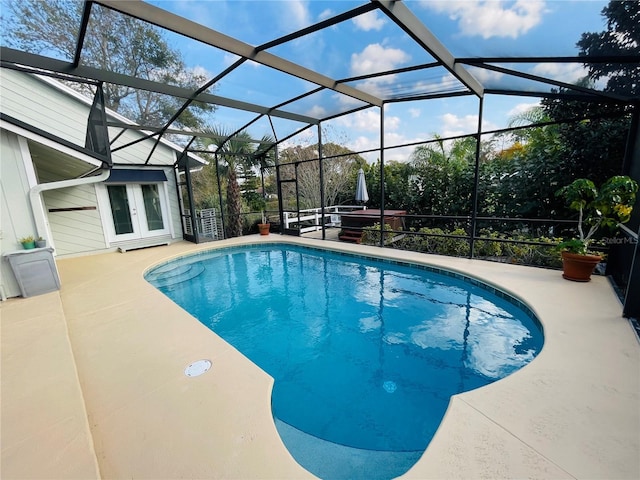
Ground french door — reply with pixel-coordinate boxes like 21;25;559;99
105;183;170;241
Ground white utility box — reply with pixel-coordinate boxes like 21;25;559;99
3;248;60;298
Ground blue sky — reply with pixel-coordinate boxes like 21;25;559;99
110;1;619;161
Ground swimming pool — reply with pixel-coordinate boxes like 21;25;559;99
145;244;543;479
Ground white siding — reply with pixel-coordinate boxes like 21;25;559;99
1;69;184;166
0;130;37;298
1;69;197;271
43;185;108;256
0;69;88;148
108;127;177;166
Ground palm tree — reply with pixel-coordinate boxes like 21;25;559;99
507;105;549;128
202;127;275;237
253;133;277;188
202;127;252;237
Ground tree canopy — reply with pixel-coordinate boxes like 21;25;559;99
279;143;367;209
4;0;213;130
539;0;635;184
577;0;640;97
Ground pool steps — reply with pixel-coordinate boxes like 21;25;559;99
144;262;205;287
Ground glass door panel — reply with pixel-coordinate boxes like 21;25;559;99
107;185;134;235
141;184;165;231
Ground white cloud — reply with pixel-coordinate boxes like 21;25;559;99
530;62;588;84
350;44;411;76
222;54;262;69
385;115;401;132
347;136;415;163
222;52;241;67
350;130;424;164
307;104;327;118
318;8;334;21
467;66;504;85
336;110;378;133
281;129;317;150
187;65;213;79
278;0;312;30
383;133;416;162
421;0;546;39
409;108;421;118
334;93;368;110
352;76;397;98
350;135;381;163
507;101;541;118
337;108;482;163
352;10;386;31
440;113;487;137
411;74;464;95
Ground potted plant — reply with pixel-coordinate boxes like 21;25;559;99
35;236;47;248
258;211;270;236
555;175;638;281
19;235;36;249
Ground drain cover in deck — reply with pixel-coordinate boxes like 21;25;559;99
184;359;212;377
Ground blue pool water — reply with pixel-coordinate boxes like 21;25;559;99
145;244;543;479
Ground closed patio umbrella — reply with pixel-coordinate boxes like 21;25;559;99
355;168;369;204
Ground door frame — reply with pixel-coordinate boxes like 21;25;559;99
276;162;302;236
96;181;173;244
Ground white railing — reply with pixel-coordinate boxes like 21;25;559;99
198;208;223;239
183;208;224;239
283;205;367;233
185;205;365;238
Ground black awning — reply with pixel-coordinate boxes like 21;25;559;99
105;169;167;183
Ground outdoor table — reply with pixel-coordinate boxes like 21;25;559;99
340;209;406;230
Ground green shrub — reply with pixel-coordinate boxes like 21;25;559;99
393;227;563;268
362;222;394;245
440;228;470;256
475;229;503;257
501;234;562;268
393;227;469;256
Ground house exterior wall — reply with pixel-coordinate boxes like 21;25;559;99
94;166;181;252
108;127;177;166
43;167;182;258
0;69;196;298
1;130;38;299
1;69;89;149
42;184;108;257
1;68;180;168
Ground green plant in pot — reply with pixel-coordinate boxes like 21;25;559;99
555;175;638;281
19;235;36;249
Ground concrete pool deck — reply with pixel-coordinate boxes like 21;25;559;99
2;236;639;479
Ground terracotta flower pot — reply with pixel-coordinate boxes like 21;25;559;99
561;251;602;282
258;223;270;236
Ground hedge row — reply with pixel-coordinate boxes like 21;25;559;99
362;224;563;268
